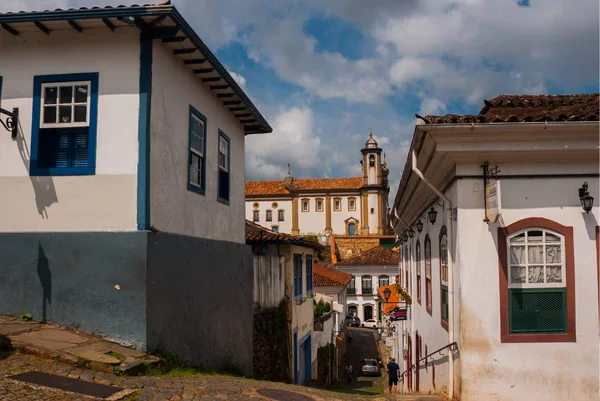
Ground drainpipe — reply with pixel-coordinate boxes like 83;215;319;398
411;150;455;399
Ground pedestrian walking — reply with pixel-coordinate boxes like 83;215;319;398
386;357;400;394
345;363;354;384
377;326;382;341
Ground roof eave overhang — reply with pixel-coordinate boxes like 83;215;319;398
391;120;600;231
0;5;272;135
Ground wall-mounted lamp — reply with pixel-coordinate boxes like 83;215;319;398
428;207;438;225
408;229;415;238
402;233;409;242
383;287;391;303
416;219;423;233
578;182;594;213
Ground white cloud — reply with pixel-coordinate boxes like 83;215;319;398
228;70;247;90
245;107;321;180
419;98;447;116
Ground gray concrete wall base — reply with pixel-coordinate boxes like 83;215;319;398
0;232;147;349
146;232;254;377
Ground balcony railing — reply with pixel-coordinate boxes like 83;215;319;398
347;287;356;295
361;287;373;295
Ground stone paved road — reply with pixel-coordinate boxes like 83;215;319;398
0;354;387;401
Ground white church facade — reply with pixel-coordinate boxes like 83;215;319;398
245;131;392;237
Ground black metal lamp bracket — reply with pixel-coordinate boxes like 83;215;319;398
0;107;19;139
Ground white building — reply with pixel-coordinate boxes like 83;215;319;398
331;246;399;323
245;130;392;237
390;93;599;401
246;220;319;385
0;2;271;376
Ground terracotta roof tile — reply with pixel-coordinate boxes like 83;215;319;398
314;263;352;287
332;246;398;266
246;177;363;196
245;220;321;248
418;93;599;124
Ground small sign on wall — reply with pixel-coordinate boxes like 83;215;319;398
485;181;501;223
389;307;407;321
314;321;324;331
384;337;397;347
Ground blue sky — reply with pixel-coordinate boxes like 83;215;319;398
3;0;599;197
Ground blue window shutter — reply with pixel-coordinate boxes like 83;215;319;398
72;131;89;167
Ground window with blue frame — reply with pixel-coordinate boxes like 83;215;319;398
294;254;303;300
30;73;99;176
217;130;230;204
306;255;313;296
188;105;207;194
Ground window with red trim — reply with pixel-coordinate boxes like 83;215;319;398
424;235;432;315
498;218;575;343
416;240;422;304
440;226;449;330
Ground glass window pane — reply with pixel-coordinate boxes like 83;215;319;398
528;266;544;283
510;233;525;243
511;266;526;283
59;86;73;104
190;165;199;185
546;233;561;243
509;245;526;265
528;230;543;242
59;106;72;123
528;245;543;264
44;87;57;104
43;106;57;124
73;105;87;122
191;133;202;153
546;266;562;283
74;85;88;103
545;245;561;264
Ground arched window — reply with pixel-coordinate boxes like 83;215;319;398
440;226;449;329
499;219;574;342
362;275;372;294
416;240;422;304
369;154;375;167
378;275;389;287
347;276;356;295
424;235;432;315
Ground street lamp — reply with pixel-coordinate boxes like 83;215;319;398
428;207;438;225
579;182;594;213
408;228;415;238
383;287;391;303
416;219;423;233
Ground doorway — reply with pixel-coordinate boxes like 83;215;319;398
348;305;357;317
293;332;298;384
363;304;373;321
348;223;356;236
407;335;412;391
415;332;420;392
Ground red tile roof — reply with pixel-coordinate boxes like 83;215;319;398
246;177;363;196
314;263;352;287
419;93;599;124
332;246;399;266
245;220;322;249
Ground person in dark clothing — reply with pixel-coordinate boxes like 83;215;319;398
386;357;400;394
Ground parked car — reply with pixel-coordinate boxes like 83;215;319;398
361;319;381;329
361;358;381;376
346;316;361;327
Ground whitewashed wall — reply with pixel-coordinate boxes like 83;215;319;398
149;40;246;243
368;192;379;234
0;28;140;232
245;199;292;232
253;255;285;308
401;183;458;396
330;194;362;235
456;162;599;401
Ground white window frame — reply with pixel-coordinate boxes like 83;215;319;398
218;136;229;172
40;81;91;128
508;228;566;289
440;235;448;286
334;197;342;212
348;197;356;211
189;113;205;188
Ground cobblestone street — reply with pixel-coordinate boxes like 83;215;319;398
0;353;383;401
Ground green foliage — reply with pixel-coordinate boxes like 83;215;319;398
314;299;331;319
303;235;319;243
75;357;91;370
145;347;244;378
18;313;32;321
106;351;125;361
